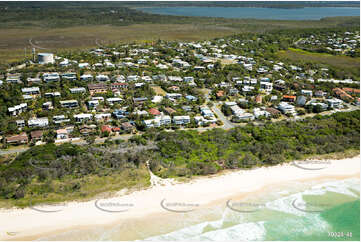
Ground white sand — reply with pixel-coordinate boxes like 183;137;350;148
0;156;359;241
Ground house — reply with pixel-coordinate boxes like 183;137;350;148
56;129;69;140
8;103;27;116
168;86;180;91
43;72;60;82
277;102;296;115
88;83;108;95
326;98;343;108
28;118;49;127
310;102;328;111
80;74;93;81
260;82;273;92
6;132;28;144
111;82;128;90
342;88;360;95
44;92;61;98
200;106;214;118
96;74;110;82
186;95;198;101
166;93;182;99
22;87;40;96
101;125;112;133
182;106;192;112
79;125;97;135
333;88;353;101
30;130;43;141
173;116;190;125
78;63;90;68
229;88;239;95
184;76;194;82
164;107;176;115
74;113;93;123
6;73;22;83
301;90;313;97
70;87;86;94
121;122;134;132
242;86;255;92
15;119;25;128
282;95;297;102
314;90;327;97
113;109;129;119
143;115;172;128
133;97;148;104
60;100;79;108
61;72;77;81
216;90;224;98
53;115;70;124
42;101;53;110
27;77;42;85
253;108;270;119
112;127;121;132
255;95;263;104
106;97;122;105
95;113;111;122
296;96;307;106
87;100;99;109
127;75;139;82
152;96;163;103
265;107;281;118
168;76;183;82
194;116;217;125
234;112;255;121
149;108;161;116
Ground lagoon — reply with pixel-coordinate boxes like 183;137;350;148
137;7;360;20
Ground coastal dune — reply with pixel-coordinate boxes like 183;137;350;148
0;156;359;241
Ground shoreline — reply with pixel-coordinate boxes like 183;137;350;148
0;155;359;241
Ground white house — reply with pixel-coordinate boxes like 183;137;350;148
277;102;296;115
173;116;190;125
28;118;49;127
74;113;93;123
8;103;27;116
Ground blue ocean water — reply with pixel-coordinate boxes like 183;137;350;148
141;178;360;241
137;7;360;20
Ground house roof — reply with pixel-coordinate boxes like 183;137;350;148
216;90;224;97
101;125;112;133
30;130;43;139
56;129;68;134
149;108;161;115
6;133;28;143
164;107;176;114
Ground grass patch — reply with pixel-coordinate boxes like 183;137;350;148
151;85;167;96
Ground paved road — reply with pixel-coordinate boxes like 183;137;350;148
211;105;235;129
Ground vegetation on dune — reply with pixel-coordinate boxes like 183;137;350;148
147;110;360;177
0;142;151;207
277;48;360;80
0;110;359;207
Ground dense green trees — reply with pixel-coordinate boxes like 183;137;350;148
146;110;360;177
0;110;359;206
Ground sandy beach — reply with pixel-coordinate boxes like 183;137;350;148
0;155;359;241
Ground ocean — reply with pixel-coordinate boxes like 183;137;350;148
136;7;360;20
37;178;360;241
